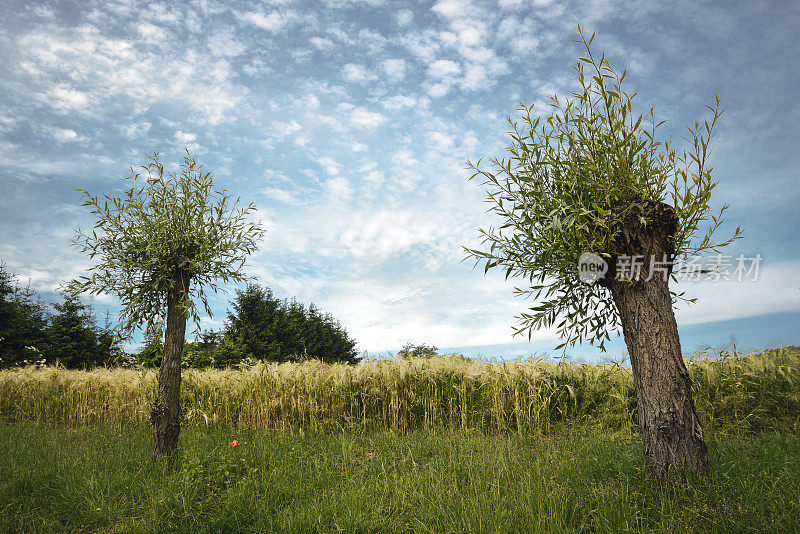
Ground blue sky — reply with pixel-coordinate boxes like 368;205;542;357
0;0;798;360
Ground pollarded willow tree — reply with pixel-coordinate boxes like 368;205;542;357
465;28;742;479
67;150;264;461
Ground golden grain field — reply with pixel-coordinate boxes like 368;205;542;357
1;348;797;436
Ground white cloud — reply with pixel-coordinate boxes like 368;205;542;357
143;3;183;25
242;58;271;77
316;156;341;176
0;140;96;178
356;28;388;54
449;18;486;48
235;9;300;33
317;114;348;133
42;84;94;115
498;0;525;9
32;5;56;19
461;60;511;91
322;0;385;7
673;261;800;325
207;28;246;57
326;27;356;46
431;0;471;19
390;148;423;190
21;26;246;125
363;169;384;185
398;30;443;63
300;93;320;109
292;49;313;63
16;269;56;289
120;121;151;138
497;17;519;40
428;82;452;98
497;15;552;57
460;46;495;65
43;126;87;144
263;187;295;203
325;176;352;199
272;119;302;141
193;0;229;16
427;131;454;152
349;107;387;129
382;58;407;80
310;36;335;51
358;160;377;172
263;168;291;183
461;64;488;90
428;59;461;79
174;130;197;144
339;209;438;260
397;9;414;27
138;22;168;44
419;1;513;93
0;113;17;133
381;94;416;110
342;63;376;84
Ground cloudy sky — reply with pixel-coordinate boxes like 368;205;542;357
1;0;798;360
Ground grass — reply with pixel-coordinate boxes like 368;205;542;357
1;347;798;437
1;424;799;533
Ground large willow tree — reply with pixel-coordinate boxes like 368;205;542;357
466;29;741;479
68;151;264;461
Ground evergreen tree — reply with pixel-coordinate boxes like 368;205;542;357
225;284;282;361
210;334;248;368
0;263;48;367
225;283;359;364
47;293;104;368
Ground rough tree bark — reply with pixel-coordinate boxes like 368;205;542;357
151;267;190;462
601;201;709;479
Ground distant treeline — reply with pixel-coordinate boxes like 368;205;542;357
0;264;359;369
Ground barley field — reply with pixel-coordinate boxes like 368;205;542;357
2;347;797;437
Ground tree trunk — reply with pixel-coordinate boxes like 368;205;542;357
151;268;190;462
603;202;709;480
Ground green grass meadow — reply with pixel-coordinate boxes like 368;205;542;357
2;425;800;533
1;348;798;532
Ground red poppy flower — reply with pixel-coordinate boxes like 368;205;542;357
229;440;238;447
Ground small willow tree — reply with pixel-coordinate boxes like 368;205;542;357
67;150;264;461
465;29;741;479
